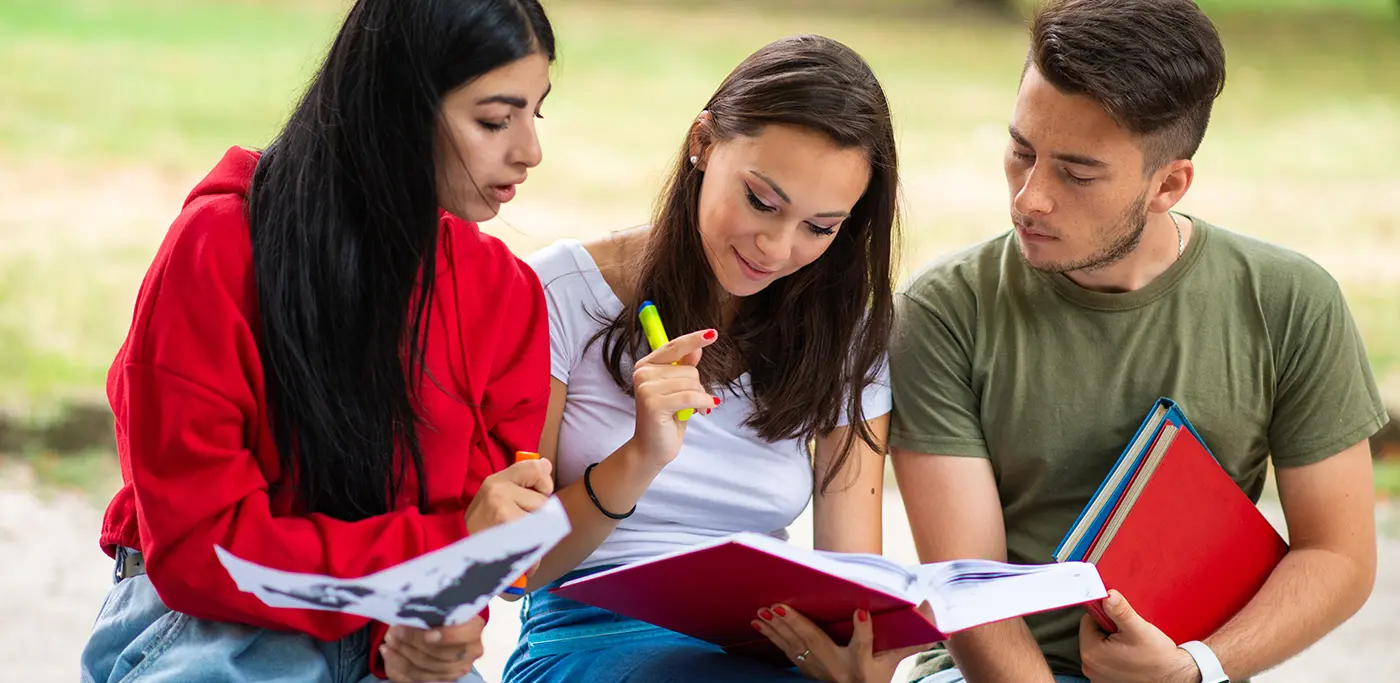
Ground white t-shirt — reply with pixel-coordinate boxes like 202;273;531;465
529;239;892;571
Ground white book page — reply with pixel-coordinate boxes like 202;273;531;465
727;532;915;600
912;560;1107;634
811;549;918;599
216;497;571;629
563;532;917;602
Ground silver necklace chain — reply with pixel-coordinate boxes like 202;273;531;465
1171;213;1184;258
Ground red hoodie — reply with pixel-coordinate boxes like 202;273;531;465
99;146;549;676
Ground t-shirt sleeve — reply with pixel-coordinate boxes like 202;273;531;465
527;242;587;384
887;285;988;458
1268;278;1389;468
835;353;892;427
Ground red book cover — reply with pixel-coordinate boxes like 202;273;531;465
549;540;943;666
1086;426;1289;641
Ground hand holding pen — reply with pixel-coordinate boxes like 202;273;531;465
630;301;719;467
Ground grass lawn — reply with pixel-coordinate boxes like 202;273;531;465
1378;459;1400;501
7;448;121;506
1;0;1397;414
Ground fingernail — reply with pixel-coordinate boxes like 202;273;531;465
713;396;721;406
752;620;763;631
384;634;395;646
774;606;787;617
704;408;712;415
379;645;388;656
1107;591;1122;607
703;329;717;340
425;630;442;644
857;609;869;622
760;609;773;621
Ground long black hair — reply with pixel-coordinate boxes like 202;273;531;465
247;0;555;521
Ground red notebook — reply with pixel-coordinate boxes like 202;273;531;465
1062;400;1289;642
550;532;1106;666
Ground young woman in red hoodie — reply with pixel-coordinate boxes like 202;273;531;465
80;2;556;682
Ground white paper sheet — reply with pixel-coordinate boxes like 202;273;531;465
215;497;571;629
913;559;1106;633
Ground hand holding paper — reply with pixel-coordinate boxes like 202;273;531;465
381;618;485;683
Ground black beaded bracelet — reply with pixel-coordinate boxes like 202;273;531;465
584;462;636;520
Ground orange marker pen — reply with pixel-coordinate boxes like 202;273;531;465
502;450;540;597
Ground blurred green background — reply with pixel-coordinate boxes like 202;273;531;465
0;0;1397;496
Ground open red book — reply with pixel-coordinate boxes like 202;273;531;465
1055;398;1289;642
550;532;1106;666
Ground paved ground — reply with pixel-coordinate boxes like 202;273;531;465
7;462;1396;682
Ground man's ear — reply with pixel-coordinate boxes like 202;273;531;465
1147;158;1194;214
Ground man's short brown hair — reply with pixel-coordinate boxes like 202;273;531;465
1029;0;1227;171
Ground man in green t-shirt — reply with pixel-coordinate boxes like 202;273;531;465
890;1;1390;682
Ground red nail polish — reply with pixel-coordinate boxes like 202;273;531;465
774;606;787;617
703;329;717;340
713;396;721;406
857;609;869;622
760;609;773;621
704;408;712;415
752;621;763;631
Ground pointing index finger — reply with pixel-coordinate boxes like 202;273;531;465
638;328;717;366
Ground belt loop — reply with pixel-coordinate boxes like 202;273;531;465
113;546;145;582
113;546;126;584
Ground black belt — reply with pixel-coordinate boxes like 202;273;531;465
114;545;146;582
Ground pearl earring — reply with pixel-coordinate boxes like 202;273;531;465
689;155;699;165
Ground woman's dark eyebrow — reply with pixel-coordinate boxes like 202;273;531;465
476;95;527;108
476;83;552;109
752;171;791;203
753;171;850;218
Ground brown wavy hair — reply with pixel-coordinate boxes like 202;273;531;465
593;34;901;493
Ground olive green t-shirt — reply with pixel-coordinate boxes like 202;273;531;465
889;215;1389;678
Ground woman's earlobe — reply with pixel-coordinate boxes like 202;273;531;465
688;110;713;171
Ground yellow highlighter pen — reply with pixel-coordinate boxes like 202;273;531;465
501;450;541;598
637;300;694;422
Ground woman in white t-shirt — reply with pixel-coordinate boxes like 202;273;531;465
503;35;925;683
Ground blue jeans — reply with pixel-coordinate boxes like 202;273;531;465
81;554;485;683
913;670;1088;683
503;566;809;682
